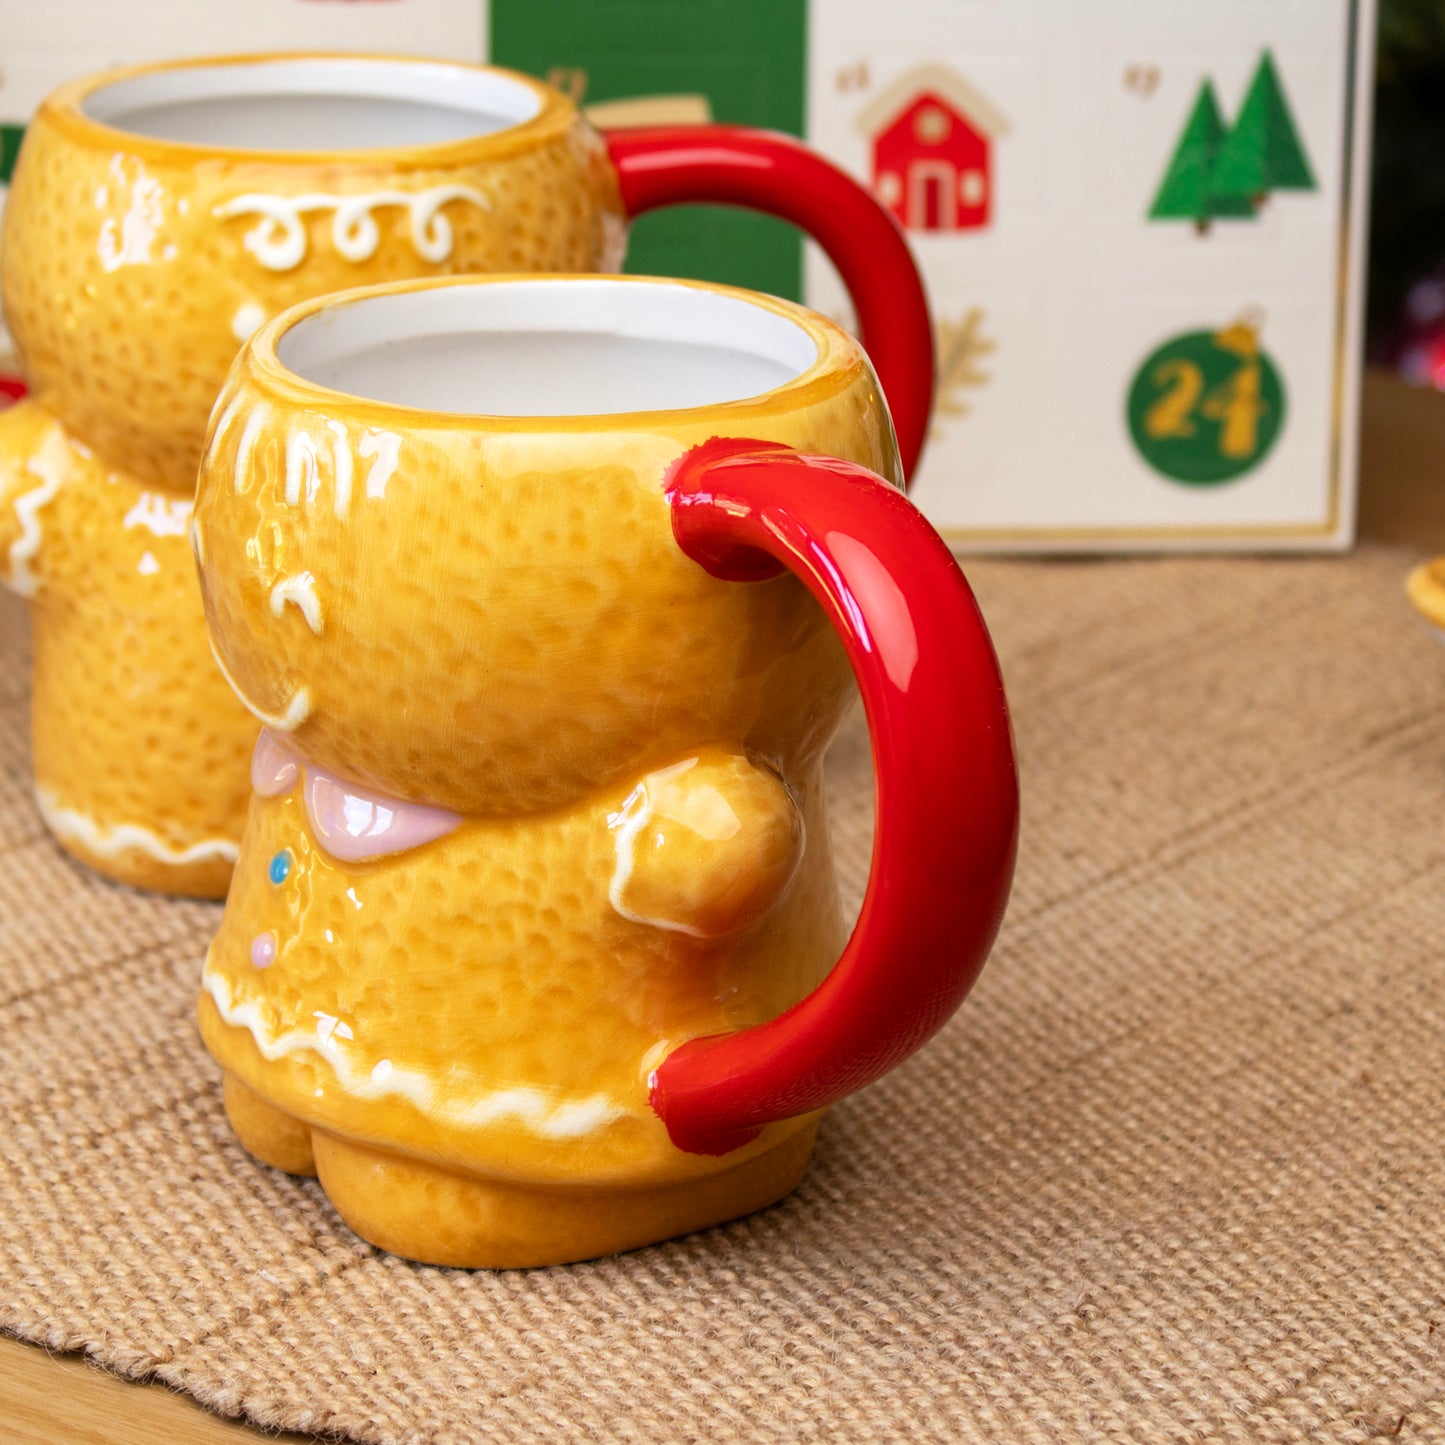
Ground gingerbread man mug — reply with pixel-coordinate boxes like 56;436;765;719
0;52;931;896
193;273;1015;1267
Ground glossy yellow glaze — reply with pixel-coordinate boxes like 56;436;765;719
1408;558;1445;633
0;402;250;894
195;277;901;1265
0;55;625;894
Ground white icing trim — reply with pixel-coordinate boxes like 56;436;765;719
207;634;311;733
202;967;625;1138
232;403;268;493
273;423;360;517
214;185;491;272
123;491;192;537
326;420;353;518
6;423;69;598
284;429;319;506
36;788;239;866
269;572;323;636
209;391;243;442
607;759;708;938
97;173;164;274
360;429;401;499
231;302;267;343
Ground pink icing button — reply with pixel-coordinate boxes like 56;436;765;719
250;931;277;969
252;729;299;797
303;767;462;864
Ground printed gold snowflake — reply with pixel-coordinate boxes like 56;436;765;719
932;308;995;438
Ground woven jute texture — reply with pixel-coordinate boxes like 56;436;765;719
5;386;1445;1443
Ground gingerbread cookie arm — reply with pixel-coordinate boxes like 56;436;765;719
607;749;804;940
0;400;73;598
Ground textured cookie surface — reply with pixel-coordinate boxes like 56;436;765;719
0;402;253;895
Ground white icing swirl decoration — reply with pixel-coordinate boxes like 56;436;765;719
214;185;492;272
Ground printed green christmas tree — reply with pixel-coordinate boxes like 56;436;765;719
1148;80;1255;226
1213;51;1317;199
1148;50;1316;231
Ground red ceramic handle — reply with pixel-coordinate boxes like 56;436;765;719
604;126;935;484
652;438;1020;1155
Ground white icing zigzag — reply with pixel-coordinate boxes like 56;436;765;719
201;967;624;1138
214;185;492;272
36;789;239;866
6;423;70;598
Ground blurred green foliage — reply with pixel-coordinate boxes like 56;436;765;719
1370;0;1445;335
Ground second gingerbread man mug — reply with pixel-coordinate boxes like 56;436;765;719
0;51;931;896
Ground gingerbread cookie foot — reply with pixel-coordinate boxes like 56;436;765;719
311;1124;820;1269
223;1072;317;1177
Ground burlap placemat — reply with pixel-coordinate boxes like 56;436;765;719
6;442;1445;1440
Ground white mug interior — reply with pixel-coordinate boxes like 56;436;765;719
81;57;543;152
274;279;823;417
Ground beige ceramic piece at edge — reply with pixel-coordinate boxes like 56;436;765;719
194;276;900;1267
1408;556;1445;642
0;54;624;895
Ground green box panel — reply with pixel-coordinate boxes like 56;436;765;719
490;0;808;301
0;125;24;186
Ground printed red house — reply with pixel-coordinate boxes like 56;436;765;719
855;65;1010;233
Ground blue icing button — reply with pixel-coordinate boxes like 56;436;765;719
269;850;292;885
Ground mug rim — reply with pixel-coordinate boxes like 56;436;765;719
41;51;574;167
239;273;871;434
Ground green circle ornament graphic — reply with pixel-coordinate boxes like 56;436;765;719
1126;321;1286;486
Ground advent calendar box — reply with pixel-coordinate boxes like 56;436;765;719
492;0;1378;552
0;1;1376;551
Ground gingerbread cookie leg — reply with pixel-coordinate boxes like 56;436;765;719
223;1072;317;1177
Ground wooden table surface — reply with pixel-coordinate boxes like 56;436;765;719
0;1331;316;1444
2;369;1443;1444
